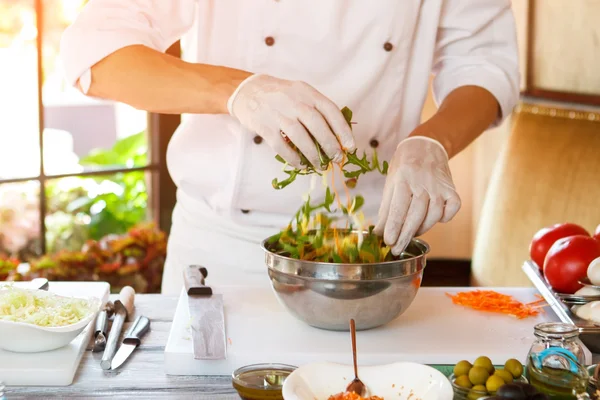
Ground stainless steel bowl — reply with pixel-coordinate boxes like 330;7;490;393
261;230;429;331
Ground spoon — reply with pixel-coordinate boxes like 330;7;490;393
346;319;366;396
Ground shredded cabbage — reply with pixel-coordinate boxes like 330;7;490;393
0;286;94;327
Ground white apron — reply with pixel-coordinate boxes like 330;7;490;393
57;0;519;294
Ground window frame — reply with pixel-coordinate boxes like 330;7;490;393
0;0;179;253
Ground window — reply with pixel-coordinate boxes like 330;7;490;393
0;0;178;261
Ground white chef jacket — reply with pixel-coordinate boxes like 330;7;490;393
60;0;519;294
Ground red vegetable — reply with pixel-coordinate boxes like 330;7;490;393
594;224;600;242
543;235;600;294
529;223;590;270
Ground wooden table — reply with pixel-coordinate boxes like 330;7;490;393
9;295;240;400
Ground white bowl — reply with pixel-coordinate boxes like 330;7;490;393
282;361;453;400
0;289;101;353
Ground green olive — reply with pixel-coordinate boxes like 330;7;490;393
454;360;473;377
473;356;495;375
468;367;490;386
455;374;473;389
494;369;514;384
504;359;524;378
468;385;488;400
486;375;506;393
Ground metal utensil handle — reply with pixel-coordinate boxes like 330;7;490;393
522;261;600;330
522;261;576;322
184;265;213;295
123;316;150;345
100;304;126;370
95;310;108;337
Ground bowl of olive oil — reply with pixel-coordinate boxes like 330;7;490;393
232;363;297;400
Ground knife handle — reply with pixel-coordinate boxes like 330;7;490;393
119;286;135;320
123;316;151;346
184;265;213;296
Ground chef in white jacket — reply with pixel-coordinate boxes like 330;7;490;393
60;0;519;294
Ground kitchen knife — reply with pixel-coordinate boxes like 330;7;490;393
110;315;150;370
101;286;135;370
184;266;226;360
30;278;49;291
93;301;115;353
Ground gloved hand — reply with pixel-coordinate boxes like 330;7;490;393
227;74;355;170
374;136;461;255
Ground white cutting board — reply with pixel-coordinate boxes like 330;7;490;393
0;281;110;386
165;286;589;376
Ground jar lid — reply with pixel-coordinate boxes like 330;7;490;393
232;363;297;390
534;322;579;339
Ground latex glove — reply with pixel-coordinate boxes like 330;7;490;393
374;136;461;255
227;74;355;170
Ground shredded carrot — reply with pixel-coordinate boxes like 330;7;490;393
412;276;421;289
328;392;384;400
446;290;546;319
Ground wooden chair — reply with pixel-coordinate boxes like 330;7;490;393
471;102;600;286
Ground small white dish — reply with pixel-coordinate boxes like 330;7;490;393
282;361;453;400
0;288;101;353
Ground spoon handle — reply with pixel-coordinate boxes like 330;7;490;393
350;319;358;378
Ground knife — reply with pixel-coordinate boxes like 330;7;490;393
110;315;150;370
184;266;226;360
31;278;49;291
101;286;135;370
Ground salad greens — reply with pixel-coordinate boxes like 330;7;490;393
0;286;96;327
271;107;389;190
268;106;396;264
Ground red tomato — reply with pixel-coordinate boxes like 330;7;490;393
529;223;590;270
543;235;600;294
594;224;600;242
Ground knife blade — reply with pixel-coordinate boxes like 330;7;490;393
101;286;135;370
110;315;150;370
30;278;49;291
184;266;226;360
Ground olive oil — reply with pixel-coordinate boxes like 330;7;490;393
527;364;589;400
232;364;296;400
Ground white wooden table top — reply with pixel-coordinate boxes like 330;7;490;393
7;293;600;399
7;294;240;399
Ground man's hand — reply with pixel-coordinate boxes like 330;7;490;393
374;136;461;255
227;74;355;170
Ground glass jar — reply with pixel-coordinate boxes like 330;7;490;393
526;322;590;399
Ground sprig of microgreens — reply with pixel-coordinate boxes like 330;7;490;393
267;106;394;263
271;107;389;190
267;188;394;262
287;187;366;233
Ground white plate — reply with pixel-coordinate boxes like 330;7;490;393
0;288;101;352
282;361;453;400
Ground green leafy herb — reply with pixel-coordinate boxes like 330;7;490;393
268;106;396;264
272;106;388;190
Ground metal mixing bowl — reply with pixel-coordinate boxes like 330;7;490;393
261;230;429;331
